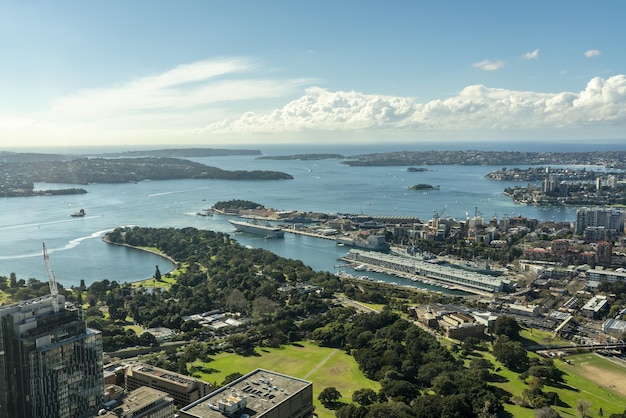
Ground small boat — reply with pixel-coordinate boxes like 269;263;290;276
71;209;86;217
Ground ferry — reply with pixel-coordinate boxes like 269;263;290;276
71;208;86;217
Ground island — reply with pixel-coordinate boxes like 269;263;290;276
407;166;429;172
408;183;439;190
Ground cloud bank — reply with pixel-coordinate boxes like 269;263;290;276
2;57;625;147
201;75;626;134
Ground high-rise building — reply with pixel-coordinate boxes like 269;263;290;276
575;207;625;235
0;295;104;418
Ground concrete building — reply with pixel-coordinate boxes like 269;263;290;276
125;363;213;407
179;369;313;418
506;303;540;317
575;207;624;235
100;386;175;418
581;296;609;319
602;318;626;337
438;312;486;340
585;268;626;283
0;295;104;418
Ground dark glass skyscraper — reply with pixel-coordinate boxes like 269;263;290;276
0;295;104;418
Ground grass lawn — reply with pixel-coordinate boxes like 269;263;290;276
191;341;379;418
476;348;626;418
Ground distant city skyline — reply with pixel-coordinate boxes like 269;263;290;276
1;1;625;149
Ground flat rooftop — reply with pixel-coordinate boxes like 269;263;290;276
101;386;171;417
181;369;311;418
131;364;198;388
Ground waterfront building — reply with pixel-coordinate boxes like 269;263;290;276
179;369;313;418
125;363;213;407
0;295;104;418
343;249;507;293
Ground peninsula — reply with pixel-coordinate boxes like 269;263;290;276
0;155;293;197
341;150;626;169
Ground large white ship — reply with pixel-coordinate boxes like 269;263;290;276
228;219;285;238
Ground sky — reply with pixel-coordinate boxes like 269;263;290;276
1;0;625;150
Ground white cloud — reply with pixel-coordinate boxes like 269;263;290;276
585;49;602;58
472;60;505;71
522;49;540;60
2;57;626;147
201;75;626;134
48;58;314;124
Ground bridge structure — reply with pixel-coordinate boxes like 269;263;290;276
527;341;626;354
552;315;575;337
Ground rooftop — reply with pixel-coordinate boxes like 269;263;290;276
180;369;311;418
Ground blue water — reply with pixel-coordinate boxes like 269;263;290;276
0;143;622;289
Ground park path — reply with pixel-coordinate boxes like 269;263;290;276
304;348;339;379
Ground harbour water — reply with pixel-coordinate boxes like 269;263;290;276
0;143;619;290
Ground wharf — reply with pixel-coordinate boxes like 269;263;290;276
282;228;337;240
349;263;492;297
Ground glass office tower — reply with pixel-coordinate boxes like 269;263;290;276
0;295;104;418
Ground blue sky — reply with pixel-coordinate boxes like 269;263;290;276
1;0;625;149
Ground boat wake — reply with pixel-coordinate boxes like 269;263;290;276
0;228;114;260
0;215;100;231
147;187;209;197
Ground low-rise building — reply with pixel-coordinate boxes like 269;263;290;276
507;303;540;317
99;386;175;418
602;318;626;337
581;295;609;319
179;369;313;418
585;268;626;283
438;312;486;340
125;363;213;407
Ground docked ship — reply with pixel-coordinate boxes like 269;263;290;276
335;234;390;251
228;219;284;238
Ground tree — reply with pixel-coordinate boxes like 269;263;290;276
492;335;529;372
154;265;162;282
352;388;379;406
535;406;561;418
492;315;521;339
336;404;367;418
577;399;592;418
318;386;342;408
222;372;243;386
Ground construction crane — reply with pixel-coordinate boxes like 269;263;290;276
42;242;60;313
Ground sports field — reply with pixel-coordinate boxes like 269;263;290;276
479;349;626;418
191;341;380;418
